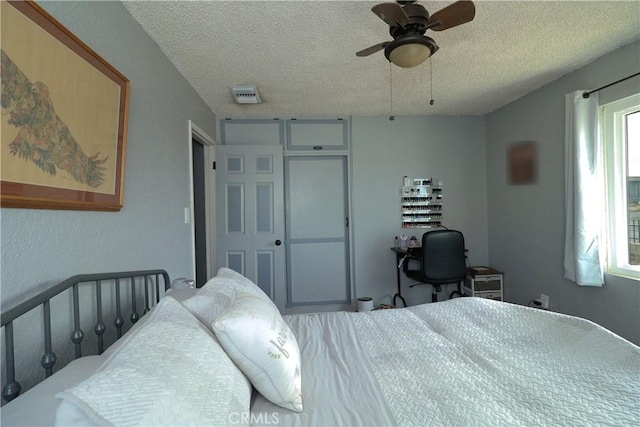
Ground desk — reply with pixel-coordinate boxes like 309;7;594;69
390;246;421;307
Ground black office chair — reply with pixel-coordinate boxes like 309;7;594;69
403;229;467;302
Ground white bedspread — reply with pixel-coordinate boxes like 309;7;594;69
251;298;640;426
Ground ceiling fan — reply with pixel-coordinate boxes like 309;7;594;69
356;0;476;68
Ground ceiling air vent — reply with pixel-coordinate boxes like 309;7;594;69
231;86;261;104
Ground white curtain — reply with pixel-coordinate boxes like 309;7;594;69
563;90;604;286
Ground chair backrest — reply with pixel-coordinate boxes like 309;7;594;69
421;229;467;284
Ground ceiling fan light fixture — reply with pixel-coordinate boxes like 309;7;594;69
384;35;438;68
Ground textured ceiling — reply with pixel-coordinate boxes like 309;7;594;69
122;0;640;117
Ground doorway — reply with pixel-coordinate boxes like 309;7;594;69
192;139;207;287
188;121;216;287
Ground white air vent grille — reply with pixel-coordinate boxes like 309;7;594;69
231;86;261;104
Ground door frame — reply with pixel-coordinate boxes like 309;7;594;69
188;120;217;283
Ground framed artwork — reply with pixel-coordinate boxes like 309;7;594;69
1;0;129;211
508;141;538;185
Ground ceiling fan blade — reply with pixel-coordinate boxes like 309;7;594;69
371;3;409;27
356;42;390;57
429;1;476;31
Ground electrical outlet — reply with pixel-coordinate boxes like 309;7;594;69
540;294;549;309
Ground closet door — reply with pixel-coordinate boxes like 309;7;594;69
285;156;351;308
286;119;348;151
216;145;286;311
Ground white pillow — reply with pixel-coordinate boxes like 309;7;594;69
215;267;263;290
182;268;262;325
213;292;303;412
55;296;252;426
184;268;303;412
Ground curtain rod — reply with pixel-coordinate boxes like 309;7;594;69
582;72;640;98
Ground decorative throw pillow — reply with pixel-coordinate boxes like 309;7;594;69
213;291;303;412
55;296;252;426
184;268;303;412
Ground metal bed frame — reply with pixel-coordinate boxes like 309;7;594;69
1;270;170;403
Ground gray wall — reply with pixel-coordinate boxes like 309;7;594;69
1;0;216;308
485;40;640;344
352;116;489;306
1;0;216;390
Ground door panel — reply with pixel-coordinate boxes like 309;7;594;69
285;156;351;308
289;241;348;303
225;183;244;233
255;183;274;233
287;158;346;239
216;145;285;310
226;251;245;275
256;251;275;296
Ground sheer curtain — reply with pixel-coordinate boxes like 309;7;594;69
564;90;604;286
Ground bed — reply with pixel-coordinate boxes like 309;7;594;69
1;268;639;426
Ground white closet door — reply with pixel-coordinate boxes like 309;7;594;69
216;145;286;311
285;156;351;307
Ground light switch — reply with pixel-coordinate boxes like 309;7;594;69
184;207;191;224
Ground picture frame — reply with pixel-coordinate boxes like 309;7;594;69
508;141;538;185
1;0;129;211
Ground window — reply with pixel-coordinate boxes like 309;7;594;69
602;94;640;278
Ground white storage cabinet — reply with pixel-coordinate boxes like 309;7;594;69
463;269;503;301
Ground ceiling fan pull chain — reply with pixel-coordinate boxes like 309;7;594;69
389;61;395;121
429;57;435;106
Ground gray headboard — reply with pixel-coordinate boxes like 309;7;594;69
1;270;170;402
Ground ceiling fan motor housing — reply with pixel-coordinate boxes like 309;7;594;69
389;3;429;39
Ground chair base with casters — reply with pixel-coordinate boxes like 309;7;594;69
449;289;465;299
393;292;407;307
408;281;465;302
403;229;468;303
409;282;445;303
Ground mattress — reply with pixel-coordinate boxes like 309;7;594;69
252;298;640;426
